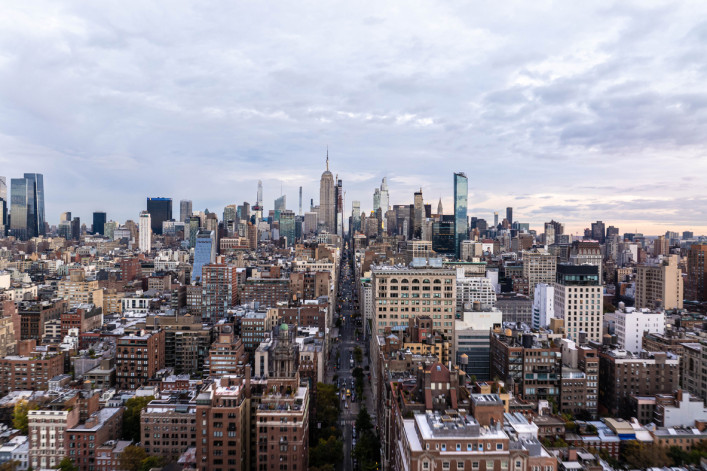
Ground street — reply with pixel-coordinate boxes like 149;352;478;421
325;246;375;471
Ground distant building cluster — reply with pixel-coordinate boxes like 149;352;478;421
0;161;705;470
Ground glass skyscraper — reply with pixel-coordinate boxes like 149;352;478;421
24;173;45;237
92;212;107;235
192;230;216;283
454;172;468;259
10;178;28;240
147;197;172;235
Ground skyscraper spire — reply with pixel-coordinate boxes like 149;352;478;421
326;146;329;171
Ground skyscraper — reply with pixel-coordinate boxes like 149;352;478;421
9;174;45;240
506;207;513;226
92;212;107;235
0;177;6;232
454;172;468;259
10;178;29;240
436;197;443;217
192;230;216;283
139;211;152;253
379;178;390;213
279;210;296;246
319;152;335;233
373;188;380;213
23;173;45;237
146;197;172;235
413;189;423;239
298;186;302;216
352;201;361;233
257;180;263;207
591;220;606;243
336;178;344;236
274;195;286;212
179;200;192;223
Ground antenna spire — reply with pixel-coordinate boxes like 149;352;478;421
326;146;329;171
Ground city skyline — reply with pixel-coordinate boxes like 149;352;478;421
2;2;707;234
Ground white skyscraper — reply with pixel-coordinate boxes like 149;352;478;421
319;153;335;233
379;177;390;212
139;211;152;253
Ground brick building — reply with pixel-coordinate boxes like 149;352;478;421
115;330;165;390
598;349;680;417
67;408;123;471
0;351;64;394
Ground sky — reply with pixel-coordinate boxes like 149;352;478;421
1;1;707;236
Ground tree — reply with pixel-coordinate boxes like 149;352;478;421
0;461;20;471
354;346;363;364
119;446;148;471
313;383;340;442
12;399;37;434
139;455;164;471
122;396;154;442
57;457;78;471
356;406;373;434
621;441;670;469
310;435;344;468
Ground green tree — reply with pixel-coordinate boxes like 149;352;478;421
313;383;340;442
0;461;20;471
310;435;344;468
122;396;154;442
354;346;363;364
57;457;78;471
622;441;670;469
356;406;373;434
139;455;164;471
119;446;148;471
12;399;38;434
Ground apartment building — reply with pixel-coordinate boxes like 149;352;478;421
553;264;603;343
635;255;683;310
115;330;165;390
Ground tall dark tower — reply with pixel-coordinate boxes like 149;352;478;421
92;212;107;235
146;197;172;235
506;207;513;226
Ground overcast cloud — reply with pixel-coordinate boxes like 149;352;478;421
1;0;707;235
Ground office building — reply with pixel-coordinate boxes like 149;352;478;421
274;194;286;212
432;215;455;254
9;178;30;240
455;306;502;380
138;211;152;253
92;211;106;235
590;220;605;243
351;201;361;233
413;189;423;239
179;199;192;222
635;254;683;310
319;153;335;233
146;197;172;234
279;210;296;246
371;267;456;340
553;264;602;342
453;172;468;259
192;230;216;283
506;206;513;225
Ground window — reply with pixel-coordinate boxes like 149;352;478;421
458;463;466;470
496;443;503;450
443;463;450;470
472;462;479;469
423;463;429;470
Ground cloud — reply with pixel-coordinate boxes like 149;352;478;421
0;1;706;234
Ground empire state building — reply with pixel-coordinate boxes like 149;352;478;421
319;152;335;233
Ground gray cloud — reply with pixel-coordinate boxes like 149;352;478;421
0;1;706;234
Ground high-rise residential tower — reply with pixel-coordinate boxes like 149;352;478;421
453;172;468;259
139;211;152;253
298;186;302;215
506;207;513;226
257;180;263;207
379;177;390;212
179;200;192;223
413;189;423;239
319;152;335;233
146;197;172;235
